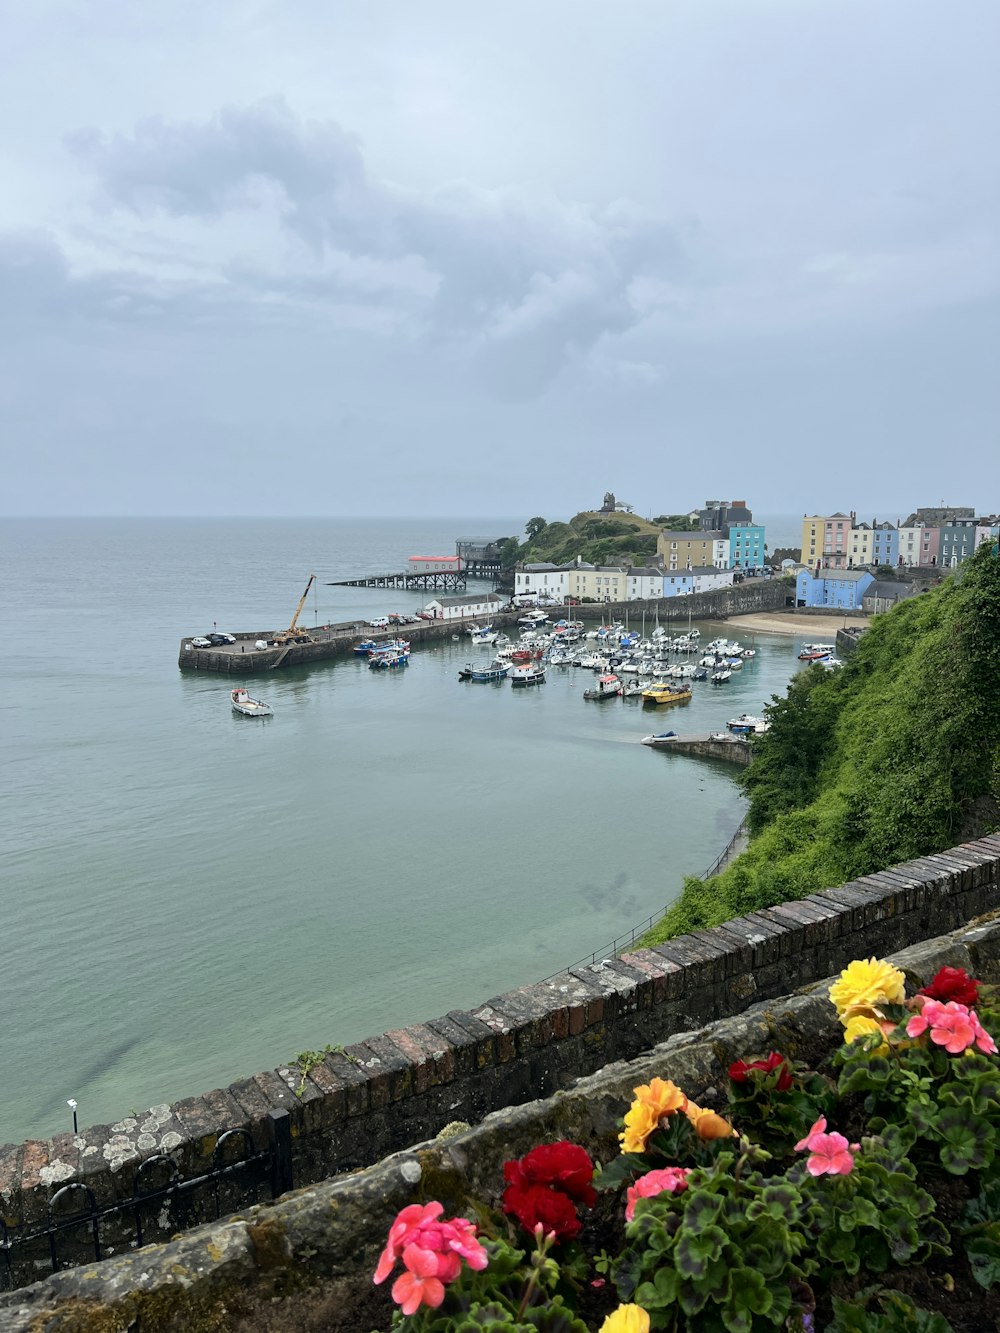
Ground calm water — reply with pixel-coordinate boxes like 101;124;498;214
1;516;803;1145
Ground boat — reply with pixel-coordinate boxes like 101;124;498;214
469;624;498;645
798;643;836;661
470;660;508;682
583;673;623;700
727;713;767;735
510;663;546;688
369;649;409;670
641;683;692;707
231;686;273;717
353;639;378;656
458;664;475;680
622;679;645;698
711;670;732;685
692;667;709;681
641;731;678;746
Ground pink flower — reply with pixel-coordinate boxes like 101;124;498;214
625;1167;691;1221
794;1117;858;1177
374;1202;444;1283
906;1000;998;1055
391;1244;446;1315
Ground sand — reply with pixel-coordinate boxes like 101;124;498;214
719;611;869;638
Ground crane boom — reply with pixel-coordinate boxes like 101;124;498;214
287;574;316;636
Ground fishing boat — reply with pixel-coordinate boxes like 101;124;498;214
583;673;623;700
231;686;273;717
471;660;508;682
510;663;546;688
353;639;378;656
641;683;692;707
369;648;409;670
798;643;835;661
458;664;475;680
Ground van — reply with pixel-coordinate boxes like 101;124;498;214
369;616;391;628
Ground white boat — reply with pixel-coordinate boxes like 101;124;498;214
727;713;768;735
469;624;498;645
231;686;273;717
510;663;546;688
711;670;732;685
583;673;622;700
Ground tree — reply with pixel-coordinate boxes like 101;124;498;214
499;537;520;572
525;517;548;541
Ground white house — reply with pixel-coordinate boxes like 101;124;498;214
625;566;664;601
513;564;572;601
690;566;735;593
424;592;506;622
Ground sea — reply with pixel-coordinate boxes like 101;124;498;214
1;514;804;1146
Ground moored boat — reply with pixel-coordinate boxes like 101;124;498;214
471;659;508;682
727;713;768;735
641;683;692;706
710;669;732;684
510;663;546;688
641;731;678;746
231;686;273;717
583;673;623;700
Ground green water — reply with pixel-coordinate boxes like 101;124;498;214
1;517;802;1144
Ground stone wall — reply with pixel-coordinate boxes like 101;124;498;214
4;912;1000;1331
2;836;998;1290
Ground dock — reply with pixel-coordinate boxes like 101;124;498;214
641;732;753;765
327;570;467;591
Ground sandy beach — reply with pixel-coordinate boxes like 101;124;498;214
721;611;869;637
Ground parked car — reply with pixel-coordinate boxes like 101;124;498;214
207;633;234;646
190;636;211;648
369;616;391;628
416;611;435;620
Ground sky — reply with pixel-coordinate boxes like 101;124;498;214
1;0;998;518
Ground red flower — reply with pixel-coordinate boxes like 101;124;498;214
503;1141;597;1206
502;1182;582;1241
728;1051;793;1092
502;1141;596;1241
919;966;980;1008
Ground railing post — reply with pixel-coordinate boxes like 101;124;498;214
267;1109;294;1199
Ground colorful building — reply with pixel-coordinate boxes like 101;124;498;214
795;568;874;610
657;529;727;571
728;523;766;569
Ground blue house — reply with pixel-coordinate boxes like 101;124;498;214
870;522;899;568
728;523;766;569
662;571;696;597
796;568;874;610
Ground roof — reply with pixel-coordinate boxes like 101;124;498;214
522;562;558;571
659;530;725;541
799;569;872;582
627;567;662;578
863;581;911;599
689;565;730;575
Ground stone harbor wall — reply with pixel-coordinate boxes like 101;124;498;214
1;836;998;1293
3;912;1000;1332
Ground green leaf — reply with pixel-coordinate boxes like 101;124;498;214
674;1223;728;1279
964;1228;1000;1290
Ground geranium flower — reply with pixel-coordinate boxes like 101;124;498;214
374;1202;445;1283
503;1141;597;1206
619;1078;687;1153
728;1052;793;1091
794;1117;858;1176
829;958;906;1021
625;1167;690;1221
502;1181;582;1241
906;1000;998;1055
684;1101;736;1141
919;966;980;1007
391;1244;446;1315
600;1305;651;1333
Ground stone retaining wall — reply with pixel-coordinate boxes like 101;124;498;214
4;912;1000;1331
2;836;998;1290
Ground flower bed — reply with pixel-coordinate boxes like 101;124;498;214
368;960;1000;1332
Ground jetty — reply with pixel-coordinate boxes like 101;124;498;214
328;569;466;591
641;732;753;765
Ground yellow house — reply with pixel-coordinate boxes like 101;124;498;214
656;530;724;571
847;524;873;567
567;565;627;601
800;512;854;568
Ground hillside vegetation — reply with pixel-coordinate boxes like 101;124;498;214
507;511;696;570
642;542;1000;943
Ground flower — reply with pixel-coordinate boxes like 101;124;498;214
502;1181;582;1241
600;1304;651;1333
794;1117;858;1177
374;1203;488;1306
625;1167;691;1221
503;1141;597;1206
919;966;980;1007
502;1142;597;1241
906;1000;998;1055
842;1013;891;1053
684;1101;736;1141
728;1051;793;1091
391;1243;446;1315
829;958;906;1021
620;1078;688;1153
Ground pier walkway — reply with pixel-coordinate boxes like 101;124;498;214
328;570;466;591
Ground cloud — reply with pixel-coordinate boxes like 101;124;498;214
66;97;685;394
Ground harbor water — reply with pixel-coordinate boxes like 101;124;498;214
2;516;804;1145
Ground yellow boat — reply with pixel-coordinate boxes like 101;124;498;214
641;683;692;706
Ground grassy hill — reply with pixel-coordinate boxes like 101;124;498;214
641;541;1000;944
511;511;696;569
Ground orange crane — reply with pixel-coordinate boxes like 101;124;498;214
272;574;316;645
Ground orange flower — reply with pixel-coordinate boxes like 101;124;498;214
684;1101;735;1141
619;1078;688;1154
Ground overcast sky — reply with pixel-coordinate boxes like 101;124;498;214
1;1;997;518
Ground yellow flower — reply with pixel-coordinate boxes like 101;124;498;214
842;1013;890;1054
829;958;906;1021
600;1304;650;1333
619;1078;688;1154
685;1101;736;1141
